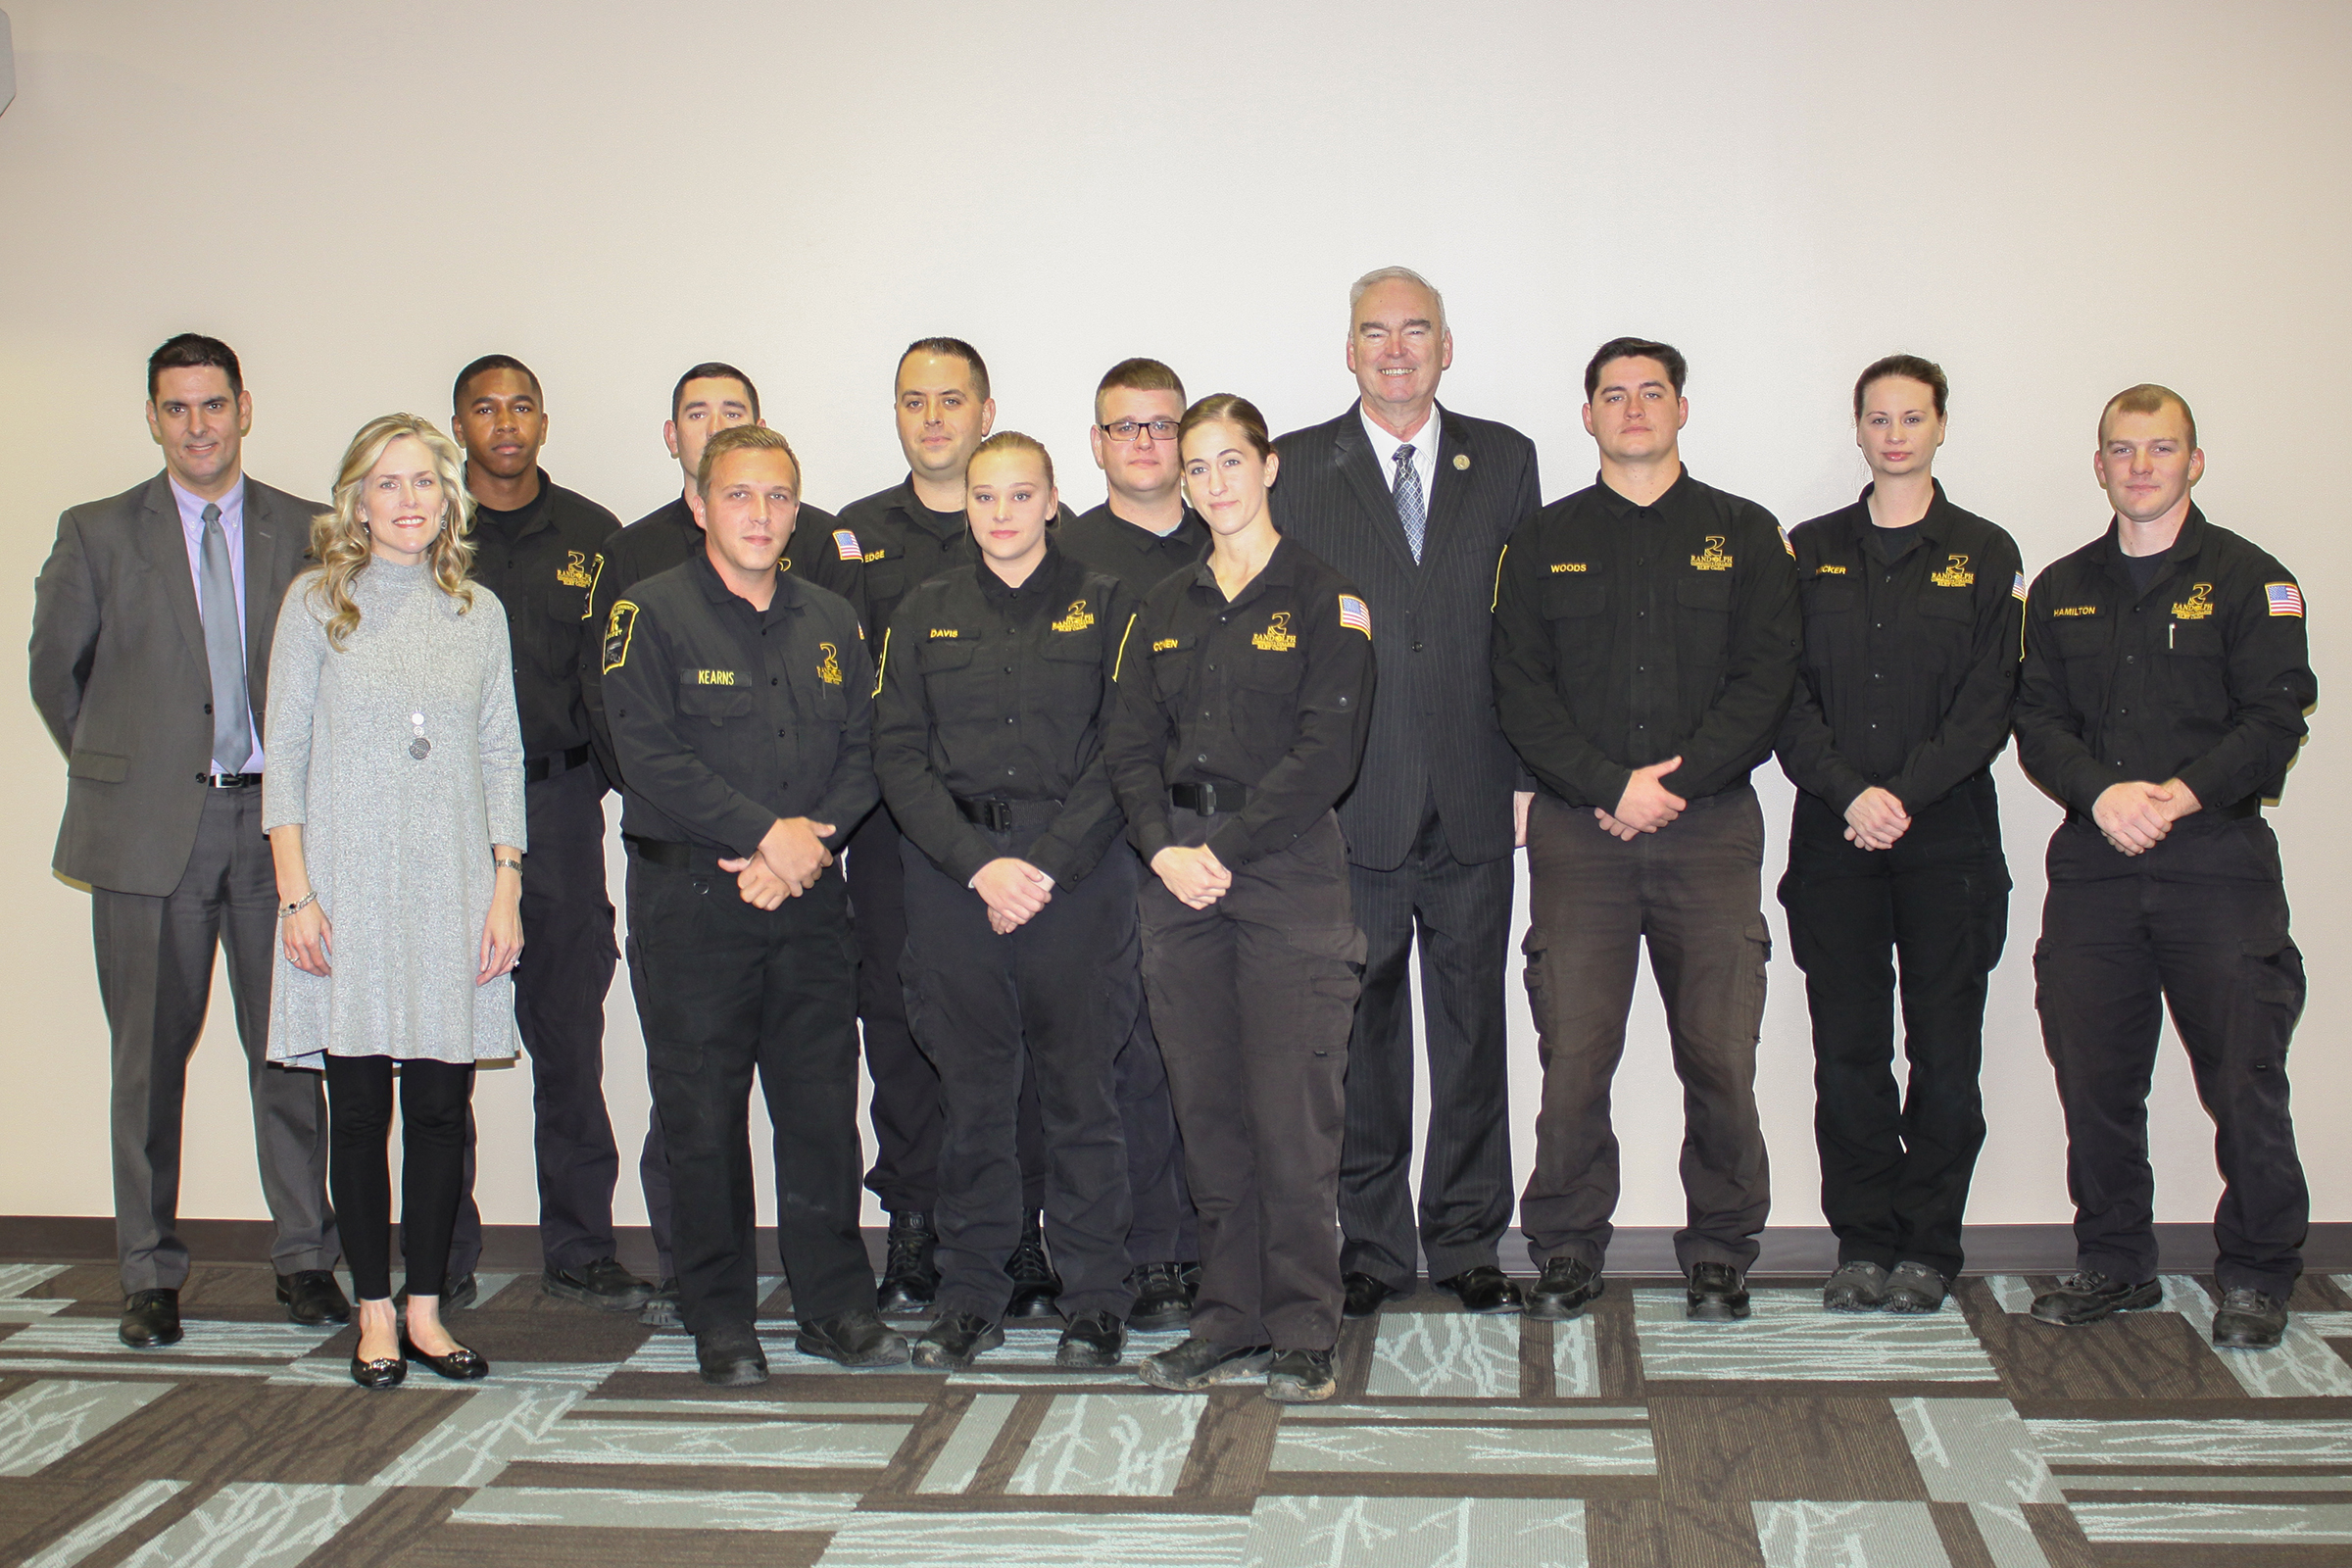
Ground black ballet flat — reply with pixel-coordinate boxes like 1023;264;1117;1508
349;1353;407;1390
399;1335;489;1381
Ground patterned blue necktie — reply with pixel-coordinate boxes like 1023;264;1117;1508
1393;443;1426;563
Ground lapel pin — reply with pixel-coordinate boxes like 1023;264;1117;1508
1452;453;1471;470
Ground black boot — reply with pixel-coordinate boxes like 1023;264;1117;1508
1004;1210;1063;1320
877;1211;940;1314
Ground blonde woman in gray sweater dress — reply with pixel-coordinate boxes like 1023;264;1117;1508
264;413;526;1390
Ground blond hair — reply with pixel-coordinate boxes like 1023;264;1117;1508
970;430;1054;490
696;422;802;496
308;414;475;650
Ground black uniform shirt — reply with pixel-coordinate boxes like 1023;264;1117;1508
465;469;618;760
1776;481;2024;813
1105;537;1376;869
1493;469;1800;809
601;550;876;858
1059;501;1209;599
584;493;861;787
2015;506;2313;818
839;476;1077;641
873;542;1137;888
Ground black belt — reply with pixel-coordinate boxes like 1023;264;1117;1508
622;833;728;873
202;771;263;789
524;744;594;784
955;796;1063;832
1169;781;1249;815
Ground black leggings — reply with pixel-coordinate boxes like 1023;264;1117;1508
322;1055;475;1301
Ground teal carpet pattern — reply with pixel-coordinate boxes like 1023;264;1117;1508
4;1260;2352;1565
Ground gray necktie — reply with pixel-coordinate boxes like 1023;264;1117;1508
1393;443;1427;563
200;503;252;772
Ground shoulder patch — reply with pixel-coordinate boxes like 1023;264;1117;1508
602;601;638;672
582;552;605;617
2012;571;2027;602
2268;581;2305;617
1338;594;1372;638
1781;526;1795;558
833;528;862;562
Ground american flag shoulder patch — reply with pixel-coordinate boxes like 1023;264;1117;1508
833;528;862;562
1337;594;1372;637
2013;571;2028;602
1781;526;1795;558
2268;581;2305;617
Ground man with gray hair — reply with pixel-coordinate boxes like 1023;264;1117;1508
1272;269;1542;1318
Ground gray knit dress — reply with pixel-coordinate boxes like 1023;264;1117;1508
263;558;528;1070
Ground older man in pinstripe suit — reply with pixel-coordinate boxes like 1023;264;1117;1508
1272;269;1542;1317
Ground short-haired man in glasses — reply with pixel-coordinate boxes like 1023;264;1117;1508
1058;357;1210;1334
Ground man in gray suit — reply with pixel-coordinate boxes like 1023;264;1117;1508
29;334;341;1348
1272;270;1542;1318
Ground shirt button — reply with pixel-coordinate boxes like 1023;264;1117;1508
1410;641;1425;652
1196;753;1207;763
1004;716;1015;724
776;729;786;737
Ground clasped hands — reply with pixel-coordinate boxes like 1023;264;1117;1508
971;858;1056;934
1151;844;1232;909
1594;756;1686;842
2092;777;2201;856
720;816;837;908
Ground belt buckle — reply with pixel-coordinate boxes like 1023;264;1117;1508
1197;784;1219;815
986;800;1012;833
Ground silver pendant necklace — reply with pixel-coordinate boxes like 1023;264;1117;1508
410;714;430;760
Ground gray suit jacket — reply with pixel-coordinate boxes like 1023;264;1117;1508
30;471;318;896
1272;403;1541;871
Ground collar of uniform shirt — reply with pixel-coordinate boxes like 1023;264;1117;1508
1358;400;1442;504
2099;504;2208;579
892;475;969;541
1591;465;1695;516
1846;477;1954;561
977;538;1061;603
689;543;809;619
470;467;556;539
1184;535;1298;610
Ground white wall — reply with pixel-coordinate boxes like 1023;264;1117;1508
2;0;2345;1239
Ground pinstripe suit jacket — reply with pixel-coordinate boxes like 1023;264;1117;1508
1271;403;1540;871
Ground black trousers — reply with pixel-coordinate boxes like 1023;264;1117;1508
1142;811;1362;1350
323;1055;472;1302
92;784;335;1291
2034;814;2308;1297
1520;787;1773;1275
846;808;941;1214
433;763;623;1277
1111;890;1198;1265
624;930;678;1281
901;826;1139;1321
1778;775;2009;1279
629;851;873;1334
1341;802;1516;1288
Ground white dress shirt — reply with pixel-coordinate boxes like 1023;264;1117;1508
1357;401;1442;520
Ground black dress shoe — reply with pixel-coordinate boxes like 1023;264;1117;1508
1126;1262;1192;1333
1137;1336;1274;1392
799;1306;913;1368
543;1257;655;1312
2212;1287;2288;1349
696;1326;770;1386
877;1211;940;1313
1525;1257;1603;1322
1004;1211;1063;1319
1342;1272;1402;1320
1687;1261;1750;1322
349;1352;406;1390
1264;1347;1337;1403
277;1270;351;1327
913;1310;1005;1369
400;1335;490;1381
2030;1270;2162;1327
1883;1262;1948;1315
1436;1265;1525;1315
119;1288;181;1348
395;1273;478;1312
640;1277;682;1330
1057;1309;1126;1368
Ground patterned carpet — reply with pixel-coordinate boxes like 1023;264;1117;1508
5;1259;2352;1566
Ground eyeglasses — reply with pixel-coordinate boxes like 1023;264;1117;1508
1099;419;1180;443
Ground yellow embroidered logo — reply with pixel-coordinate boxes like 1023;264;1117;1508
1549;562;1588;574
2172;582;2216;620
1250;612;1298;652
929;628;958;639
1052;600;1097;633
863;548;888;564
1690;536;1733;571
2052;605;2098;618
601;601;638;672
1815;564;1849;576
816;643;843;686
556;550;595;589
1929;554;1975;587
1152;637;1179;653
694;668;736;686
